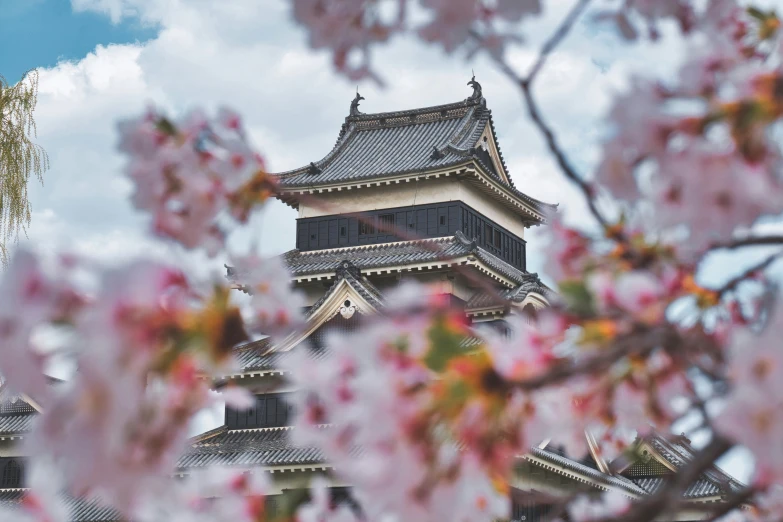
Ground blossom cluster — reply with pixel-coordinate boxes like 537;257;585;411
289;0;545;81
596;2;783;257
0;248;263;520
118;106;276;256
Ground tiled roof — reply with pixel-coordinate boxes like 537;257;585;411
272;89;555;215
179;426;326;469
529;448;646;495
283;236;469;276
282;232;533;286
465;274;555;309
0;489;120;522
0;414;35;435
630;476;723;499
0;382;39;435
232;343;331;373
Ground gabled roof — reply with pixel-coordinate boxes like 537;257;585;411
306;261;384;316
613;433;746;501
0;378;53;437
271;80;556;218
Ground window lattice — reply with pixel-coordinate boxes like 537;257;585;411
2;460;21;488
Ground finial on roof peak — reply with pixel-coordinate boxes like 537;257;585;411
350;89;365;117
467;73;483;102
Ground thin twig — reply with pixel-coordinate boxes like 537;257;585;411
489;0;609;229
711;235;783;251
714;249;783;296
524;0;593;85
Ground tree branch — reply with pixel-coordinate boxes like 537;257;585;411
711;235;783;251
714;249;783;296
489;0;609;229
525;0;593;85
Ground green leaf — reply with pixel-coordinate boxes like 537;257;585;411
155;117;177;136
747;6;769;20
423;315;468;373
558;280;595;317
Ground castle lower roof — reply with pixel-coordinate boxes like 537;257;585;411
282;231;537;287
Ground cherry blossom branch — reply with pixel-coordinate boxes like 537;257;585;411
712;235;783;250
510;324;689;391
486;0;610;229
524;0;593;84
715;249;783;296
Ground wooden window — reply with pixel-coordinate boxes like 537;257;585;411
439;215;446;226
340;226;346;237
359;219;375;235
494;229;501;248
379;214;394;232
2;460;20;488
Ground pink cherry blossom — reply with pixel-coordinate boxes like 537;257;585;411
482;314;563;381
117;106;268;256
16;260;220;515
229;253;306;340
0;249;85;406
715;305;783;485
542;214;591;283
595;0;694;41
290;0;402;83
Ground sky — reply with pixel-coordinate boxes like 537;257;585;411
0;0;763;482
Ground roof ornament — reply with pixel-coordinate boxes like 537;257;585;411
467;72;483;102
350;87;365;117
336;260;362;280
430;146;445;160
454;230;478;250
307;162;322;175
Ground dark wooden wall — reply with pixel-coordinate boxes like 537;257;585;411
296;201;526;270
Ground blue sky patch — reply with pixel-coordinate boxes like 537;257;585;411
0;0;158;83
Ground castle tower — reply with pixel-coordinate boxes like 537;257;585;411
0;80;746;521
200;80;745;520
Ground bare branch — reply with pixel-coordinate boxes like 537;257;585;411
525;0;593;85
488;0;609;229
714;249;783;296
711;235;783;251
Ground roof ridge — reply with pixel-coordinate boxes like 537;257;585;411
345;97;483;122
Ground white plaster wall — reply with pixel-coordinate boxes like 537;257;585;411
0;440;25;457
297;177;526;239
296;281;334;307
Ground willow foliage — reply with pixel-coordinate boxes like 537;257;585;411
0;70;49;264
